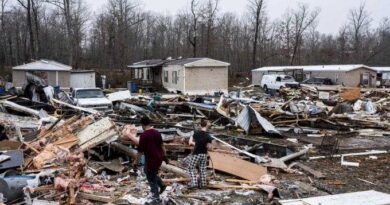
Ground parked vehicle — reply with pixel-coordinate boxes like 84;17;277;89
301;77;334;86
72;88;113;112
260;74;299;91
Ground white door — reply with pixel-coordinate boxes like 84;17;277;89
274;76;283;89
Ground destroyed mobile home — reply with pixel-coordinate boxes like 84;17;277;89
0;81;390;205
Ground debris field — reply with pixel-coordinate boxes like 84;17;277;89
0;81;390;205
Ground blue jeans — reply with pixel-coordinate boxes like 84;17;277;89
144;167;163;199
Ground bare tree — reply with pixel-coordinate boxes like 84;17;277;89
337;25;349;63
289;4;319;65
248;0;265;68
0;0;8;67
189;0;200;57
17;0;37;60
44;0;88;68
348;2;371;61
201;0;219;56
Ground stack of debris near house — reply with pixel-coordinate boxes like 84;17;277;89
0;83;390;205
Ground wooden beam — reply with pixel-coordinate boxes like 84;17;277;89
208;184;261;191
209;152;267;181
78;192;113;203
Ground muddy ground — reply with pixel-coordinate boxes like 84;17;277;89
276;153;390;200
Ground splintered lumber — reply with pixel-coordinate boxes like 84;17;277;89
77;117;118;151
53;134;78;149
208;152;267;181
110;142;189;178
163;177;212;183
225;179;259;185
78;192;113;203
163;178;191;183
208;184;262;191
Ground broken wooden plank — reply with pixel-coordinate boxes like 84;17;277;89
77;117;118;151
208;184;262;191
78;192;113;203
225;179;259;185
289;162;325;179
162;178;191;183
209;152;267;181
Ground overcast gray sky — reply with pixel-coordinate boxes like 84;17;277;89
86;0;389;34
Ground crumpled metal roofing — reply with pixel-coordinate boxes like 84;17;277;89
236;105;280;135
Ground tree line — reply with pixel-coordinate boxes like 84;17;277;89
0;0;389;76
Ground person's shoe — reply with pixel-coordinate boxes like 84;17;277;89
159;184;167;194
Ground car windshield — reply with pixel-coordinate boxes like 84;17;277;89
76;89;104;99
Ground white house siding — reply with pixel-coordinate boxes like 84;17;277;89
12;70;70;88
162;65;185;93
48;71;70;87
70;72;96;88
185;66;228;95
12;70;27;87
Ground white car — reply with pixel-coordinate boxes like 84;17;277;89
260;74;299;91
72;88;113;112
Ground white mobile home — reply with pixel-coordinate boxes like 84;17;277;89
13;60;72;88
162;58;230;95
252;65;377;88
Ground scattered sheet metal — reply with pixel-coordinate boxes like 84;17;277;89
107;90;132;102
51;98;99;114
236;105;280;135
119;102;149;113
0;150;24;171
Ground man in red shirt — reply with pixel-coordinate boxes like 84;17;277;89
131;117;166;204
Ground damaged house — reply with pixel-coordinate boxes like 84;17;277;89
252;64;377;87
127;59;167;90
129;58;230;95
12;59;96;89
372;67;390;87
